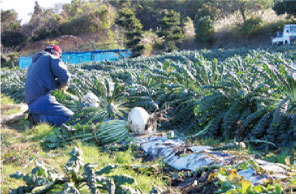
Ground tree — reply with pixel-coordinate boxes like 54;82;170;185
194;2;220;21
182;16;195;39
62;0;83;18
1;9;20;32
228;0;271;37
60;0;114;33
29;1;43;25
112;0;131;8
1;31;26;48
157;9;184;52
28;1;44;37
59;15;99;35
133;1;162;30
182;0;207;20
220;0;273;25
2;52;20;68
194;16;214;43
240;17;262;38
273;0;296;17
33;1;42;16
1;10;26;49
91;4;111;29
116;8;144;57
132;0;202;31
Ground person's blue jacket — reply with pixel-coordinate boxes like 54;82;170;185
25;51;70;104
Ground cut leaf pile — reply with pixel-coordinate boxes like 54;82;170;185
42;120;129;149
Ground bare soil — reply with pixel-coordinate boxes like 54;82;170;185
19;30;110;55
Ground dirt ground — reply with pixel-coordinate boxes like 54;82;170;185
19;30;111;56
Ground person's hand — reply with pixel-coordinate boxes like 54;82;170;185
60;85;68;92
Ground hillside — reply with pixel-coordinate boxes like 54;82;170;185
18;9;292;57
19;29;122;56
181;9;291;50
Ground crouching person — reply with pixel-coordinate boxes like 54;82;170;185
25;44;74;127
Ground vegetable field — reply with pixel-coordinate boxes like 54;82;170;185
1;47;296;193
2;47;296;148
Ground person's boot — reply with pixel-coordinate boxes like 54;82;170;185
33;113;41;125
28;113;41;128
28;112;34;129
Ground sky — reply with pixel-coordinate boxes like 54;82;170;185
1;0;72;24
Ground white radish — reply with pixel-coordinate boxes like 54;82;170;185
82;92;100;108
128;107;153;135
128;107;169;135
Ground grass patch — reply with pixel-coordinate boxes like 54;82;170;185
23;123;54;142
1;94;15;105
1;94;26;118
1;94;22;115
2;108;22;116
1;119;169;194
77;143;166;192
263;148;295;165
190;137;229;147
6;117;30;132
4;142;167;193
1;164;29;194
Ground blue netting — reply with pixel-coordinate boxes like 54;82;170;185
19;56;32;69
18;49;131;68
118;50;132;58
92;52;120;62
62;52;93;64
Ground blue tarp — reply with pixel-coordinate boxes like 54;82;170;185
19;49;131;68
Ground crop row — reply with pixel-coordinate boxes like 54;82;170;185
1;48;295;149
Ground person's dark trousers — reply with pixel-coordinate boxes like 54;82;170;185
28;94;74;126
